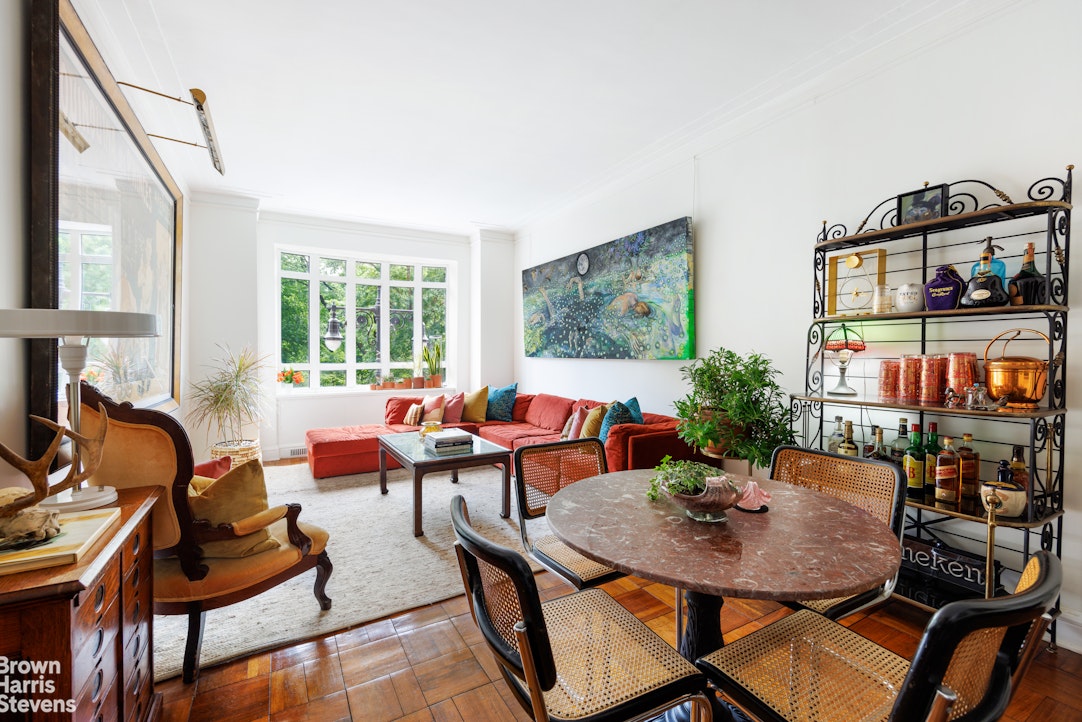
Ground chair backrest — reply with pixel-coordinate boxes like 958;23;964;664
892;551;1061;721
513;438;607;521
450;494;558;692
770;445;906;536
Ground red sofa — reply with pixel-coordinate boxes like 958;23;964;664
305;391;715;479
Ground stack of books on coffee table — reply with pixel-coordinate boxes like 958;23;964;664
424;429;474;455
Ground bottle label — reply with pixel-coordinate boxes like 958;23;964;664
971;289;991;301
935;486;959;502
903;457;924;489
935;466;958;480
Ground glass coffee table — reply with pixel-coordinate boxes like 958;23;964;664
378;431;512;536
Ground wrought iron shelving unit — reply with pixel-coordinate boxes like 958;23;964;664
793;166;1072;626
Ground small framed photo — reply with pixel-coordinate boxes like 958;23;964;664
897;184;949;225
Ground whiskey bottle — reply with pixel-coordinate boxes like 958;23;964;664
957;433;981;500
923;422;941;496
1010;445;1030;489
903;424;925;499
869;427;891;462
1008;242;1048;306
890;417;909;467
838;420;860;457
827;415;845;454
935;436;960;504
960;251;1011;308
863;425;879;458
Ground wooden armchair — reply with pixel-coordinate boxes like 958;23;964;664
79;382;332;682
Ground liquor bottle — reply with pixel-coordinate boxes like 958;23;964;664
890;417;909;467
923;422;941;496
862;425;879;458
903;423;925;499
827;415;845;454
838;420;860;457
934;436;960;504
1010;445;1030;489
960;251;1010;308
1008;242;1048;306
869;426;891;462
957;433;981;500
971;236;1007;287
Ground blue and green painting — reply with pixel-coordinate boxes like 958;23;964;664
522;217;694;360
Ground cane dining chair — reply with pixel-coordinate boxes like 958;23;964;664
80;382;332;682
450;494;713;722
696;550;1060;722
769;444;907;619
513;438;624;589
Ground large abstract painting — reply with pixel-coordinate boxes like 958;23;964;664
522;217;694;359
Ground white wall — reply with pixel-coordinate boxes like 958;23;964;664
516;0;1082;650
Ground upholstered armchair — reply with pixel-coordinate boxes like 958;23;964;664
79;382;332;682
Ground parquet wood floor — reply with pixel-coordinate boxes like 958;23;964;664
156;569;1082;722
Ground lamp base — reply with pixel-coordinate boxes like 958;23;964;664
827;380;859;396
38;485;118;512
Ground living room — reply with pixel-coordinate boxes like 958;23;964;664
0;0;1079;716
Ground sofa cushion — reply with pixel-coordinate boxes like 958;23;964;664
443;392;465;423
486;383;518;421
512;433;563;449
463;386;489;423
624;397;644;424
599;401;637;443
580;403;613;438
423;394;445;422
404;402;424;426
385;396;424;425
567;406;591;439
524;393;574;432
512;393;536;422
194;456;231;479
477;422;554;449
188;460;280;558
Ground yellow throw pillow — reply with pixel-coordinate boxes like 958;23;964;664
187;459;280;558
580;403;613;439
462;386;489;423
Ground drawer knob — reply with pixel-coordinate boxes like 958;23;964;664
132;532;141;555
93;583;106;612
92;628;104;657
91;668;104;701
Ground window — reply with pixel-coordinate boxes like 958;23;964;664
278;249;448;390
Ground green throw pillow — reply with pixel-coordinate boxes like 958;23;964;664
599;401;637;443
486;383;518;421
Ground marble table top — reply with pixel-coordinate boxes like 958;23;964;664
547;469;901;602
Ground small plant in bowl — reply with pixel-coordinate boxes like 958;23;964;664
647;456;744;523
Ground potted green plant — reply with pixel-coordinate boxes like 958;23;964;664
186;345;269;464
673;346;793;470
423;340;442;388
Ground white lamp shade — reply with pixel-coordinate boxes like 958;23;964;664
0;309;158;338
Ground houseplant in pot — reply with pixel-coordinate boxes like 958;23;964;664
186;345;268;467
423;339;442;388
673;346;794;471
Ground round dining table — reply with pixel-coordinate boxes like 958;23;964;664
546;469;902;663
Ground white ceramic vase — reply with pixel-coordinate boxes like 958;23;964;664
895;283;925;313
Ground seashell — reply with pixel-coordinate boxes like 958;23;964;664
738;480;772;511
0;487;61;544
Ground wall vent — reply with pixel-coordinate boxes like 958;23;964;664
289;447;307;458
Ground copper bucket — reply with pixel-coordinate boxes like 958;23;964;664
983;328;1050;409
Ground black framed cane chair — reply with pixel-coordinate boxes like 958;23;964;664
451;495;714;722
696;550;1060;722
513;439;624;589
769;445;907;619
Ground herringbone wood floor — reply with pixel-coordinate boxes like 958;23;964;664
155;566;1082;722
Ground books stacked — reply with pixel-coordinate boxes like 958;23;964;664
424;429;474;455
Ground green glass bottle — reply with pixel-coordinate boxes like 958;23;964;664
903;423;924;500
923;422;941;497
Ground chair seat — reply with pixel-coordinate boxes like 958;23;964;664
155;520;329;604
505;587;705;720
698;609;910;721
533;534;620;585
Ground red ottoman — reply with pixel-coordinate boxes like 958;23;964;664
305;424;401;478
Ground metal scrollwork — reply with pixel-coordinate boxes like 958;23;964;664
1027;175;1067;202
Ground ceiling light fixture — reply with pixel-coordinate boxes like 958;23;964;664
116;81;225;174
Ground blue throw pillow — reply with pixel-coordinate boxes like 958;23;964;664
486;382;518;421
599;401;636;443
624;397;644;424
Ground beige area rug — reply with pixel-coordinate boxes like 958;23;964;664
152;462;534;682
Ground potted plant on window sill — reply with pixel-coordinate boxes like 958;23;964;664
423;340;442;388
673;346;793;472
186;345;268;467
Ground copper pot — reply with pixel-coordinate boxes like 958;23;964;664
983;328;1050;409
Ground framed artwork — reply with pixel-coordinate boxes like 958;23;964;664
27;0;183;457
897;184;948;225
521;217;694;359
826;249;886;316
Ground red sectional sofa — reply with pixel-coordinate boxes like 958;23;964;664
305;391;717;479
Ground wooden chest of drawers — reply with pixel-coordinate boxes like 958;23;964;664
0;487;161;722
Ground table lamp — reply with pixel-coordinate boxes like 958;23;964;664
824;323;866;396
0;308;159;510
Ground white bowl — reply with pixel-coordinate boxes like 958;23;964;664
980;481;1027;517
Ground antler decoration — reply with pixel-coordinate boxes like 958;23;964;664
0;404;109;518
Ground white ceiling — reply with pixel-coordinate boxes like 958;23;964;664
73;0;966;234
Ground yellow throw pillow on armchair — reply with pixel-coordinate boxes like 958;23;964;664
462;386;489;423
188;459;280;558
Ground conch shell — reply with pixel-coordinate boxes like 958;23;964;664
738;480;772;511
0;487;60;546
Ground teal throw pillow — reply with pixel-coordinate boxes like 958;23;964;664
624;397;644;424
486;383;518;421
599;401;636;443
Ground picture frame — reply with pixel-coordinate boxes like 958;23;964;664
897;184;949;226
27;0;183;457
826;249;886;316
